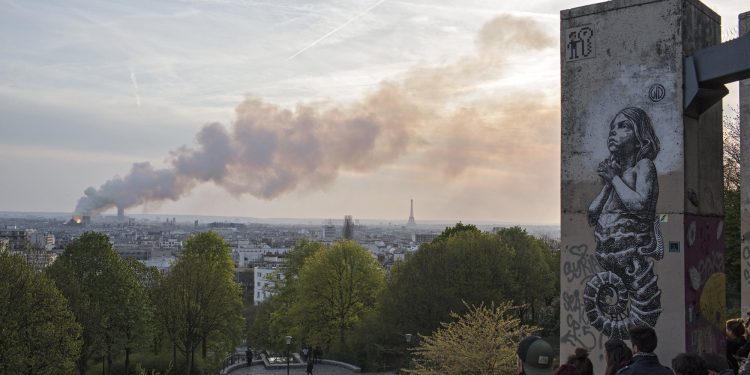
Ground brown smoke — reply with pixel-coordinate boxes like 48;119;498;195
74;14;557;215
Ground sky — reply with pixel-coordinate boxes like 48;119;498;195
0;0;746;224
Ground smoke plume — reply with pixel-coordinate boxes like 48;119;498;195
74;14;556;216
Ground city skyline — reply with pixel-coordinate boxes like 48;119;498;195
1;0;746;224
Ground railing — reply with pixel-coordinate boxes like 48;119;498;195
219;352;247;374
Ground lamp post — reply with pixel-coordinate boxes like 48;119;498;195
404;334;413;373
285;335;292;375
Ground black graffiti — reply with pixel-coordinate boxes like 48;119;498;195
563;244;600;283
563;290;581;312
648;84;666;102
567;26;594;61
561;313;597;351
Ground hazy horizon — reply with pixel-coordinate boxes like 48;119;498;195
0;209;562;227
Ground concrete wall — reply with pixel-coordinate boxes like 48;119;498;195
741;11;750;314
560;0;723;372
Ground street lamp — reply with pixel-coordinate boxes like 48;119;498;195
285;335;292;375
403;333;413;373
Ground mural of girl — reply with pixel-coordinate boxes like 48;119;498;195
584;107;664;340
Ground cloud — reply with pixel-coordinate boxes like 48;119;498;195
74;13;559;215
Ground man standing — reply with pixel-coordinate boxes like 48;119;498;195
516;335;554;375
306;357;314;375
246;347;253;366
617;326;671;375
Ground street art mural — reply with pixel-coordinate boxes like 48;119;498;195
584;107;664;339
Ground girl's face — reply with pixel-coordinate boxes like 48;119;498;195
608;114;638;155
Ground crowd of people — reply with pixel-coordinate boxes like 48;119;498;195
516;312;750;375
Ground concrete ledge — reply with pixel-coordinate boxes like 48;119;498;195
319;359;361;372
260;353;306;369
222;360;265;374
223;354;362;373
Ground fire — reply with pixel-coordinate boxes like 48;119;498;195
73;216;82;224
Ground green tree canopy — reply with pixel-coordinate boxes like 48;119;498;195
250;240;385;354
46;232;154;375
154;231;244;375
435;222;481;241
290;240;385;352
0;253;82;374
378;226;557;344
46;232;119;375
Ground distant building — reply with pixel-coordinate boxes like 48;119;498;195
0;226;35;252
323;222;337;240
414;233;439;244
18;249;57;271
158;238;181;249
343;215;354;240
140;257;175;274
253;266;284;305
0;238;8;253
113;244;151;260
233;246;289;268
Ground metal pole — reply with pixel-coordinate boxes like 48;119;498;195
287;342;290;375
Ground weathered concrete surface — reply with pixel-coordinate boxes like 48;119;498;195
560;1;723;372
740;11;750;314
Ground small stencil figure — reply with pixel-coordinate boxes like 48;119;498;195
567;27;594;60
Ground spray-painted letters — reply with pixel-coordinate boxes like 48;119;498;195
563;244;601;284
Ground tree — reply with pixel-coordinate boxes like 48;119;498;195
724;110;742;308
46;232;119;375
435;222;481;241
378;229;513;338
496;227;558;327
408;302;538;375
377;226;557;349
115;258;155;375
154;231;244;375
287;240;385;352
0;254;82;374
248;240;326;350
46;232;152;375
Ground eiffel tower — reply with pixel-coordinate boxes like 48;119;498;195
407;199;416;227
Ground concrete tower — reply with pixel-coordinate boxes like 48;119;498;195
407;199;416;227
559;0;738;372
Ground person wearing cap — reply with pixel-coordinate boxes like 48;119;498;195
617;326;671;375
517;335;555;375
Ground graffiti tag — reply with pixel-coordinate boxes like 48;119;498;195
561;313;598;351
563;244;600;284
